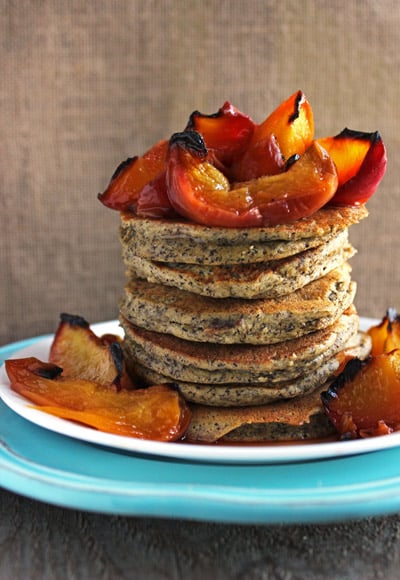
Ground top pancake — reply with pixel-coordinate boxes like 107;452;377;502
120;205;367;265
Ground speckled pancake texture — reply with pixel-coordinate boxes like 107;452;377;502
185;331;371;441
124;229;354;299
121;308;357;387
120;264;356;344
117;204;369;442
120;205;367;265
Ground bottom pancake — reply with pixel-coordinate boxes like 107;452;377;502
185;384;336;442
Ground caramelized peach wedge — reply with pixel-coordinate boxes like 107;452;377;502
166;131;338;228
98;91;387;227
232;90;314;181
322;310;400;439
185;100;255;168
317;129;387;206
98;139;168;212
367;308;400;356
5;314;191;442
49;313;134;391
6;357;190;441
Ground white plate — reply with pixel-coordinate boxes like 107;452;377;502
2;318;400;464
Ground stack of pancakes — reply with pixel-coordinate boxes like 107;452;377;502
118;204;371;442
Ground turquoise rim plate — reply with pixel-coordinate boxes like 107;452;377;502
2;327;400;524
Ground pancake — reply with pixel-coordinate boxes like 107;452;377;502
186;384;336;442
118;200;367;442
119;264;356;345
121;308;358;388
124;229;355;299
157;330;371;406
133;356;343;406
120;205;367;265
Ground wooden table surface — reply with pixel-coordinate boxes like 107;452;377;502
1;486;400;579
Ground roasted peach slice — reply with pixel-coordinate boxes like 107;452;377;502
318;129;387;205
322;351;400;438
233;90;314;180
367;308;400;356
98;139;168;211
231;134;286;181
185;101;255;168
135;170;177;219
49;313;134;390
166;131;338;227
5;357;191;441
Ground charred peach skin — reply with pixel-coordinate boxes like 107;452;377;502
185;101;255;168
49;313;134;390
322;352;400;438
5;357;191;441
318;129;387;206
98;140;168;211
166;131;338;228
233;90;314;181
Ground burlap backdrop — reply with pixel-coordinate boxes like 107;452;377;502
1;0;399;345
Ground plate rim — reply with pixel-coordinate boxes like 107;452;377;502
3;394;400;523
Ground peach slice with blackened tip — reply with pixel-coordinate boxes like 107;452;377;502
166;130;263;227
318;129;387;206
185;101;255;168
49;313;134;390
98;140;168;212
5;357;191;441
321;351;400;438
232;90;314;181
367;308;400;356
166;132;338;228
252;90;314;159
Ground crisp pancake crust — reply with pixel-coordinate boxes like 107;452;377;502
120;205;367;265
119;264;356;344
186;385;336;442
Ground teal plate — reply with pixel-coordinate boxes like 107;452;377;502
2;335;400;524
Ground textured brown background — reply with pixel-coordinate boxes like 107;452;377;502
2;2;400;579
1;0;399;346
